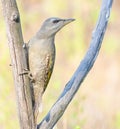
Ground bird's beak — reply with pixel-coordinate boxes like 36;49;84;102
62;18;75;25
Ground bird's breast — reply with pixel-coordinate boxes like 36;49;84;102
28;39;55;88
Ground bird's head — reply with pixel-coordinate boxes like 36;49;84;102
38;17;75;38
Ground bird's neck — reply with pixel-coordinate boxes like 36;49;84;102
36;30;55;40
35;32;55;47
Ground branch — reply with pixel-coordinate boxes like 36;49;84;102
37;0;113;128
1;0;35;129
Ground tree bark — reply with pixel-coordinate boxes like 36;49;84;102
1;0;35;129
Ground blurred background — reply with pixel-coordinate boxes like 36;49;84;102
0;0;120;129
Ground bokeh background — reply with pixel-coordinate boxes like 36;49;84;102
0;0;120;129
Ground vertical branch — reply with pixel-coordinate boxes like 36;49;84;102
1;0;35;129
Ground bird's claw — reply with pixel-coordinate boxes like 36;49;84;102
19;69;35;83
19;68;29;75
28;73;35;83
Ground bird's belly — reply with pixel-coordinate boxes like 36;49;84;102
29;46;55;90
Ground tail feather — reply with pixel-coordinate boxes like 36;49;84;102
31;83;43;123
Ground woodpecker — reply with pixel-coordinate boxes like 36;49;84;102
28;17;75;122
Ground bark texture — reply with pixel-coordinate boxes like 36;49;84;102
1;0;35;129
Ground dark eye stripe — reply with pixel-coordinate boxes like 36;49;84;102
53;20;60;23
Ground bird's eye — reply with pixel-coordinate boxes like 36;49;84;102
52;20;60;24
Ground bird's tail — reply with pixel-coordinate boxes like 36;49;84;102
31;83;43;124
33;97;42;124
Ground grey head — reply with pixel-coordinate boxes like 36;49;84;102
37;17;75;38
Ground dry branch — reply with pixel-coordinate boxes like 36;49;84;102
37;0;113;129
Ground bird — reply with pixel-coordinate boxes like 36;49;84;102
27;17;75;123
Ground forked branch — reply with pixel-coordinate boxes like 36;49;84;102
1;0;113;129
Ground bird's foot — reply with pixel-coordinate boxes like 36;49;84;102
28;73;35;83
19;68;29;75
19;69;35;83
23;43;28;49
